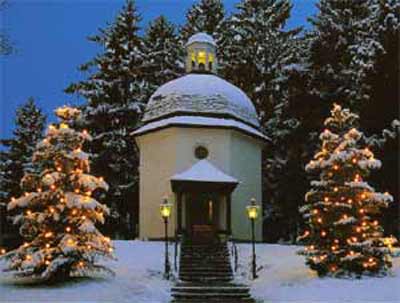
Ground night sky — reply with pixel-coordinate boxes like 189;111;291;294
0;0;317;139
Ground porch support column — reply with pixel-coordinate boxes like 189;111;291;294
177;192;182;234
227;194;232;235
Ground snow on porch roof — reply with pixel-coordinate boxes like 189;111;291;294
171;160;239;184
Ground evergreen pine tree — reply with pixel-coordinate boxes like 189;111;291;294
221;0;301;123
308;0;376;109
65;0;145;238
0;0;13;55
0;106;114;282
299;103;393;277
220;0;303;241
180;0;225;43
143;15;184;91
360;0;400;236
0;98;46;203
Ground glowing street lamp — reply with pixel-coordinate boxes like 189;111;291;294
246;198;260;279
160;197;172;279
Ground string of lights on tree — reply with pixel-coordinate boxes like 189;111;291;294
298;103;396;277
0;106;114;282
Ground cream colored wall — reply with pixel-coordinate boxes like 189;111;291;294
230;131;263;241
136;128;178;239
135;126;263;241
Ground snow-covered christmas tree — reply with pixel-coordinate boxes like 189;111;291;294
0;106;114;283
299;103;394;277
0;98;46;204
143;15;184;90
180;0;225;43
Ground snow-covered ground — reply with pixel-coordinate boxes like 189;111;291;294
0;241;399;303
0;241;170;303
235;243;400;303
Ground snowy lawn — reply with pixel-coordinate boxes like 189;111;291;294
0;241;171;303
235;243;400;303
0;241;399;303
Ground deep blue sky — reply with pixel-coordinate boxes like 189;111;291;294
0;0;317;139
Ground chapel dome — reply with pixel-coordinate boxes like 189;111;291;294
142;73;260;127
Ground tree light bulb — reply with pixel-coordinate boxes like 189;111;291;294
44;232;53;238
333;165;339;170
45;244;50;248
334;187;338;192
324;197;329;202
0;248;6;254
352;158;357;164
321;231;327;237
45;260;51;265
66;227;71;232
317;217;322;223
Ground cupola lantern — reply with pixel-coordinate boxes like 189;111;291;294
185;33;217;74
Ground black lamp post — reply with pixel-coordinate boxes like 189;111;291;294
246;198;260;279
160;197;172;279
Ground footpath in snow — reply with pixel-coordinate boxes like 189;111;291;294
0;241;399;303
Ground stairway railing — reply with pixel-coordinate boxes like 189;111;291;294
229;236;239;273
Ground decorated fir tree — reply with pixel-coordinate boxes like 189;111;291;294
0;106;114;282
298;104;395;277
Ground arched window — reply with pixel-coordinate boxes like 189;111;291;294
197;51;206;65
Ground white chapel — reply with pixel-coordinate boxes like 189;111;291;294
133;33;267;242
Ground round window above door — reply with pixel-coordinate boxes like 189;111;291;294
194;145;209;159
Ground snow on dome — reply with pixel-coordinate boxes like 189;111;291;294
143;74;260;127
171;159;238;184
186;32;216;47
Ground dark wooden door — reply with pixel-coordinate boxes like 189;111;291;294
187;193;217;243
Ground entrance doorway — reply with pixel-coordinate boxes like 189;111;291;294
186;193;218;243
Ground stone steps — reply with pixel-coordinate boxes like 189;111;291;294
171;241;255;303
